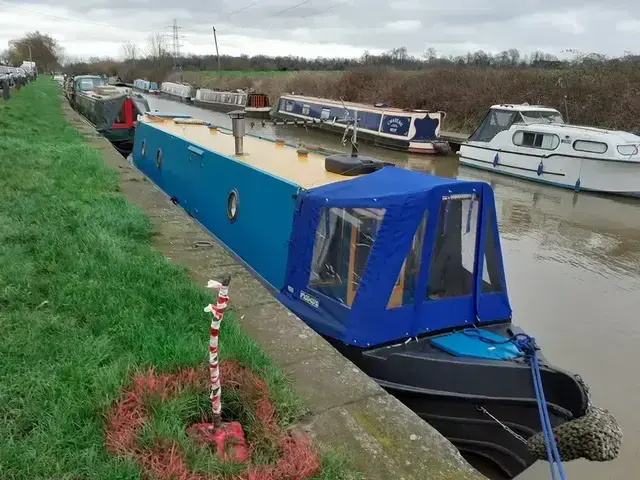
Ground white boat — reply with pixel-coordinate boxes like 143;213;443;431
159;82;195;102
193;89;271;118
458;103;640;196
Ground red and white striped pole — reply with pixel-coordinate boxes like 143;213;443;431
204;274;231;430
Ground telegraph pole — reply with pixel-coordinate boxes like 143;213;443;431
212;26;221;70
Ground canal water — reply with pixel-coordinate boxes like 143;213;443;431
143;94;640;480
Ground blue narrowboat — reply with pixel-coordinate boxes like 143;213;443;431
131;112;619;480
134;78;159;94
133;78;151;92
271;94;450;155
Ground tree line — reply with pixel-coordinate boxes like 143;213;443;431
65;39;640;84
2;30;638;81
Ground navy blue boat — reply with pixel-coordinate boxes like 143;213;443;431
130;112;614;479
271;94;451;155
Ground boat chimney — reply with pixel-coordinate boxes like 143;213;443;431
228;110;245;155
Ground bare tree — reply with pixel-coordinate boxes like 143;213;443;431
423;47;437;64
146;32;168;61
121;41;138;62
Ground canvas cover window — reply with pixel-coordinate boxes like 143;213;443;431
427;195;480;300
309;207;385;307
387;212;428;309
481;208;503;294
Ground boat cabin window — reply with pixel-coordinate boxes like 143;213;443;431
387;212;428;309
321;108;331;120
573;140;608;154
285;100;294;112
617;144;638;156
481;207;503;293
427;194;480;300
512;131;560;150
309;207;385;307
521;110;564;124
77;77;104;92
468;109;519;142
302;104;311;115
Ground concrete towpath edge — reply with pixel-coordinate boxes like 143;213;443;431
62;100;484;480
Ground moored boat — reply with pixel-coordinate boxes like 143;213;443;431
193;88;271;118
134;78;151;92
458;103;640;196
131;111;621;480
65;74;149;156
271;94;450;155
159;81;195;103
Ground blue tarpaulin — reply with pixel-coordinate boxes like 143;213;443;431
278;167;512;347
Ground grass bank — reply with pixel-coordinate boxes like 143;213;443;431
0;80;356;479
176;65;640;133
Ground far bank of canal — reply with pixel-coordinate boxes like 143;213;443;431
141;93;640;480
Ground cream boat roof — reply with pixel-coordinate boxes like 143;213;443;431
142;114;355;189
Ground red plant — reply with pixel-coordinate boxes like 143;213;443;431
104;361;320;480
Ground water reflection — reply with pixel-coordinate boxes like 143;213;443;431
142;94;640;480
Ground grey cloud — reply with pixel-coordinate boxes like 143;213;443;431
6;0;640;57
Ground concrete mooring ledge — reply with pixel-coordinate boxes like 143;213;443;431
63;101;484;480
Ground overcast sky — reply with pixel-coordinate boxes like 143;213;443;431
1;0;639;61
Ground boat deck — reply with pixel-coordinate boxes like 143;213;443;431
143;115;351;189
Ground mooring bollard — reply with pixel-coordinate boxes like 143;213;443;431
188;274;249;463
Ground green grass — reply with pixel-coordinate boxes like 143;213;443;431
0;79;358;479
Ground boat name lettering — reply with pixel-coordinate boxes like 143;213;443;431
385;117;405;133
300;291;319;308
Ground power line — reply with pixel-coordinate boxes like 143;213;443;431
180;0;351;36
270;0;314;16
226;0;266;18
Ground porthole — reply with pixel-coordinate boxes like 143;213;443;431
227;189;239;223
156;148;163;168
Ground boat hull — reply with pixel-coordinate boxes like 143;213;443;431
459;143;640;197
327;322;589;480
159;91;194;103
272;110;449;154
192;99;271;118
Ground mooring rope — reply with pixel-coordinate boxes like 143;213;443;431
462;329;568;480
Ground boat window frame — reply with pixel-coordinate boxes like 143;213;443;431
573;139;608;154
425;193;481;301
308;206;386;308
617;144;639;156
467;108;520;143
285;100;295;112
512;130;560;151
519;109;564;125
320;107;331;120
